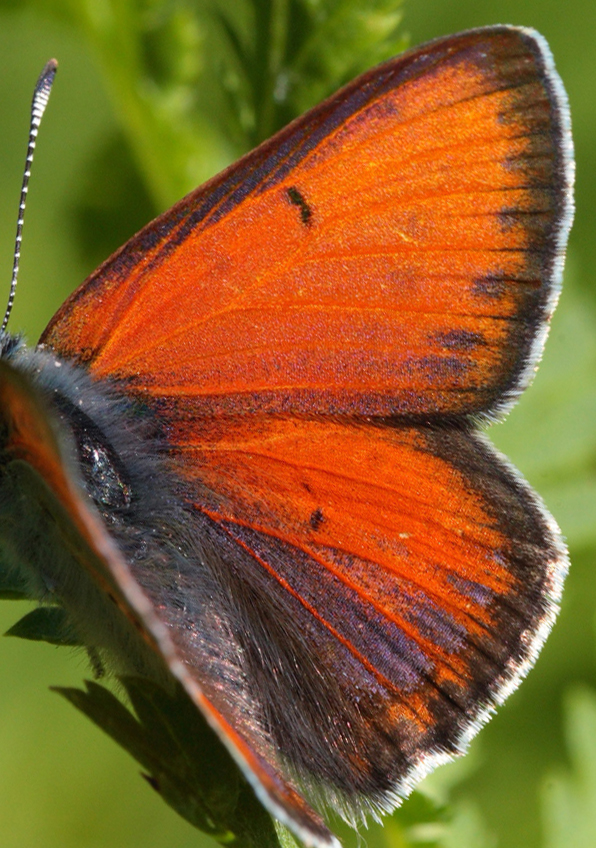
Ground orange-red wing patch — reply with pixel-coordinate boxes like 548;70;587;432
41;28;569;419
146;413;564;810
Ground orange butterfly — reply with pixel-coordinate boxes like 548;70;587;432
0;26;573;847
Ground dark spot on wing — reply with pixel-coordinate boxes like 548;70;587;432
287;186;313;226
310;509;324;531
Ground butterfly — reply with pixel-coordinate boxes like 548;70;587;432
0;25;573;848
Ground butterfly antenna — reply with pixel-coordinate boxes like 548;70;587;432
1;59;58;334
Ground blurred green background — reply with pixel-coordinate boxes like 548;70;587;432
0;1;594;847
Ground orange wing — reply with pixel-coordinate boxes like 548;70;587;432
24;25;573;846
154;414;566;816
41;27;572;420
0;355;566;842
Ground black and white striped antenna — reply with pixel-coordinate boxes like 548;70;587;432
1;59;58;334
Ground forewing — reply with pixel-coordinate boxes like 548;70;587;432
160;415;567;811
41;27;572;420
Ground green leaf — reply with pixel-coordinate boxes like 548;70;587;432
0;568;30;600
5;606;80;645
54;677;284;848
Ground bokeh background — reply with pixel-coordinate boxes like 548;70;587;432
0;1;594;847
